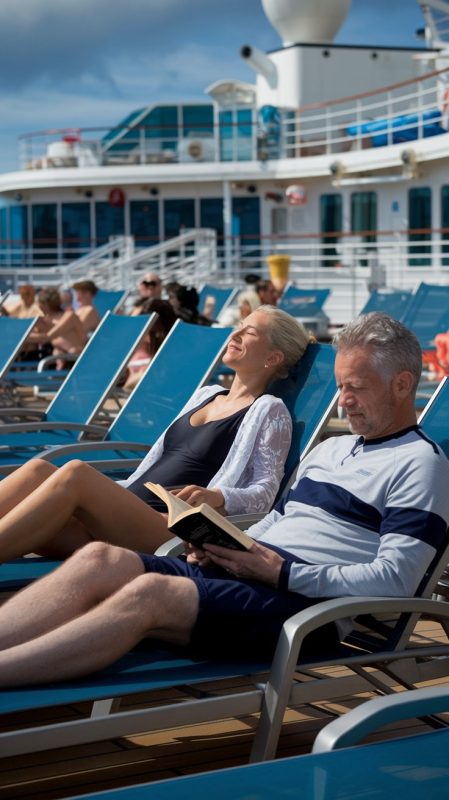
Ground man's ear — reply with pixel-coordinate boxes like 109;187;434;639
394;370;414;398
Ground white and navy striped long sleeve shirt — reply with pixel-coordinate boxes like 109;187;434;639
249;426;449;598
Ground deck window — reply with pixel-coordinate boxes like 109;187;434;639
408;187;431;266
320;194;342;267
163;199;195;239
62;203;91;261
32;204;57;264
219;109;253;161
130;201;159;248
95;203;125;247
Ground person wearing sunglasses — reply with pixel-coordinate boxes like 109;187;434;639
131;272;162;314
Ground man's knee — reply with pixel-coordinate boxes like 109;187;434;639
118;573;199;635
68;541;134;573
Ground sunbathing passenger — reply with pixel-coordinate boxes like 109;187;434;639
27;287;87;369
0;306;310;562
72;280;101;336
0;313;448;684
122;298;177;392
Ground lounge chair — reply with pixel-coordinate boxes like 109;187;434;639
93;289;128;317
0;311;155;473
0;316;39;403
360;288;412;319
401;281;449;351
277;286;330;337
198;285;238;321
66;684;449;800
0;529;448;762
2;349;449;765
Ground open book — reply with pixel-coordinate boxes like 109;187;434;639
144;482;253;551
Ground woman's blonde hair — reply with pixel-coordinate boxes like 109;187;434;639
238;289;262;314
258;305;312;378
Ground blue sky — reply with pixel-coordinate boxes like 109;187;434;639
0;0;427;174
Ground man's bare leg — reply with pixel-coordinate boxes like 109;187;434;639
0;545;199;686
0;543;144;649
0;459;172;562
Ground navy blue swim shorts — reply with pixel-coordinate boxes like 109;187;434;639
139;544;338;659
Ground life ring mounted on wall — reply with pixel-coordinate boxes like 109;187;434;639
109;187;126;208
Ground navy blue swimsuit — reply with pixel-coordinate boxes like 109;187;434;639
126;392;251;511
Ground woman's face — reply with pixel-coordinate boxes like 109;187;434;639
223;310;282;373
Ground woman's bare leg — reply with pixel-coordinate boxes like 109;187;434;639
0;543;199;685
0;459;172;562
0;459;58;518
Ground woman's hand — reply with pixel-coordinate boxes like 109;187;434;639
203;540;284;588
171;486;225;513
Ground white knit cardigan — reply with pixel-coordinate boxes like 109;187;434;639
118;385;292;515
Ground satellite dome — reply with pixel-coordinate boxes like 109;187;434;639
261;0;352;45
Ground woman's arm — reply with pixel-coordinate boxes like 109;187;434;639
213;399;293;515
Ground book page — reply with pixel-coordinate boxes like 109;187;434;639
144;482;191;524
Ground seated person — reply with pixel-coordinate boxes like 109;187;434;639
220;288;261;328
130;272;163;315
167;283;211;326
122;299;177;392
72;280;101;335
0;306;310;562
255;279;278;306
28;287;87;369
2;284;42;319
2;284;45;361
1;313;448;685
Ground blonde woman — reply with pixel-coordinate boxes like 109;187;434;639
0;307;311;562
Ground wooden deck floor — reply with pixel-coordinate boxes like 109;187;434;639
1;619;449;800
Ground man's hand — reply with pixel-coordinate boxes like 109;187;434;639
171;486;225;513
184;542;212;567
203;540;284;588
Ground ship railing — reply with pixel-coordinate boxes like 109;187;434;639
17;64;449;169
280;65;449;158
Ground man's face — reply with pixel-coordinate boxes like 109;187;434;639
139;276;162;299
336;347;403;440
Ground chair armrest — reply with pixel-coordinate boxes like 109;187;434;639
251;595;449;762
155;536;184;557
313;683;449;753
0;408;46;420
37;440;151;465
0;422;107;435
228;513;264;530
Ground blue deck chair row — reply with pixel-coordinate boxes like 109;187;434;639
68;684;449;800
3;351;449;764
0;312;155;471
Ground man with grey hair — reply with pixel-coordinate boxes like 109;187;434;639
0;312;448;685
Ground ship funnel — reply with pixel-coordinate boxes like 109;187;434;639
261;0;352;45
240;45;278;88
